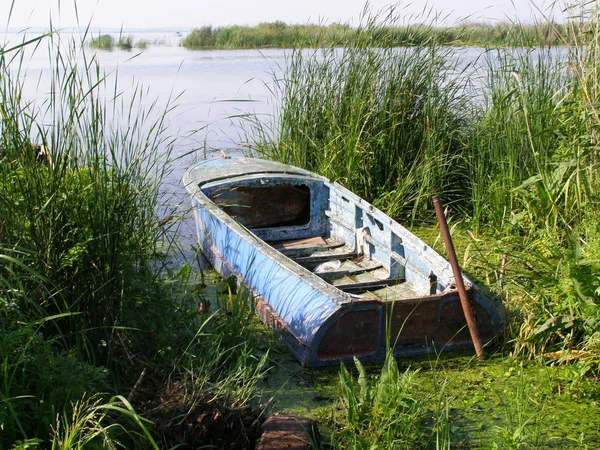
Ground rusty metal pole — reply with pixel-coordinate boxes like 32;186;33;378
432;196;485;360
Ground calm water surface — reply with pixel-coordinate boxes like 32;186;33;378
2;31;566;251
4;31;289;245
7;31;286;154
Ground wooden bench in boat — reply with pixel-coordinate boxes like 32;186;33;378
267;235;411;296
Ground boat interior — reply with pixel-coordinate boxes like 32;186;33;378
206;177;449;302
269;235;422;301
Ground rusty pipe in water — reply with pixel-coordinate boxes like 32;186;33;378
432;196;485;360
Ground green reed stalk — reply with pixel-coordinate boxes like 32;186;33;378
181;21;572;50
467;46;569;229
255;10;471;222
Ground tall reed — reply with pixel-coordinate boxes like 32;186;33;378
467;46;569;229
2;25;270;447
255;10;471;221
1;29;178;365
465;4;600;364
181;21;572;50
88;34;114;50
0;27;186;447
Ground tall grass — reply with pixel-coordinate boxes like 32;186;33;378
467;47;569;228
331;351;451;449
250;2;600;373
182;22;355;49
50;395;159;450
1;27;268;446
254;12;471;221
89;34;140;51
465;4;600;366
0;26;183;446
0;25;248;448
116;35;134;50
88;34;114;50
181;20;574;50
0;30;177;366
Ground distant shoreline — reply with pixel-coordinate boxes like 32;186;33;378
5;20;575;50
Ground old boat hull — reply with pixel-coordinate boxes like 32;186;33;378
184;157;502;367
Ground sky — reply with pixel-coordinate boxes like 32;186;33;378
2;0;556;30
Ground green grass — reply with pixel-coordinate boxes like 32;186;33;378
135;39;149;49
251;1;600;380
117;35;134;50
181;19;576;50
1;27;266;449
463;4;600;369
1;27;177;446
88;34;114;50
88;34;141;51
182;22;355;49
262;345;600;449
333;352;446;448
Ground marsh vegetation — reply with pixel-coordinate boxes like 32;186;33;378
0;32;265;449
181;20;575;50
255;3;600;375
252;3;600;446
2;1;600;449
89;33;146;50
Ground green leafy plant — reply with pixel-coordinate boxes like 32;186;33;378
335;352;430;448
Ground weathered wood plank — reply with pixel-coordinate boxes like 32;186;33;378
315;263;384;282
256;415;320;450
292;252;358;269
335;277;406;294
271;236;327;249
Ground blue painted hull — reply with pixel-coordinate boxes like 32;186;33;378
185;157;502;367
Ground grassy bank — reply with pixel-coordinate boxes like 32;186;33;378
254;1;600;380
0;31;266;448
182;20;575;50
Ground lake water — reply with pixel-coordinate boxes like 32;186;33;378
1;30;566;254
6;31;286;153
3;30;290;248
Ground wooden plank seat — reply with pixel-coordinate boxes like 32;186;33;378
270;236;345;258
334;277;406;294
292;251;358;270
316;263;384;282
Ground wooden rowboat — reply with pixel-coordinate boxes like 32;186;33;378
184;157;502;367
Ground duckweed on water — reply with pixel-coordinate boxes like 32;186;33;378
251;224;600;448
191;196;599;449
257;342;600;448
414;353;600;448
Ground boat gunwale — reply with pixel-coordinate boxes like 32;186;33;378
186;181;355;306
184;157;504;366
183;156;327;190
197;172;325;191
184;158;475;298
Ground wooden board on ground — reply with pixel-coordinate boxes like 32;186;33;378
256;414;320;450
